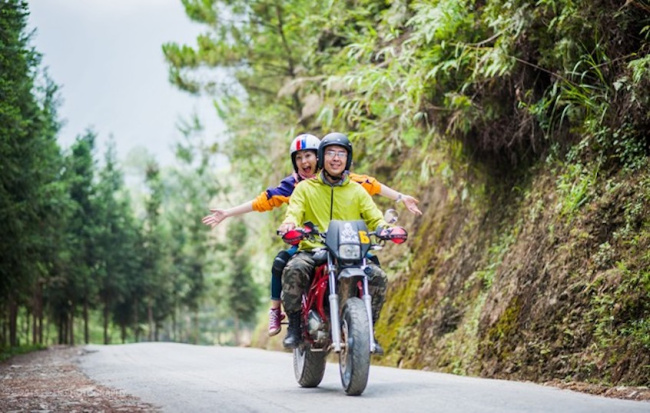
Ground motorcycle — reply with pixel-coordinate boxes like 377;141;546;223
280;210;407;396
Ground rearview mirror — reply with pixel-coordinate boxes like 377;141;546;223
384;209;398;224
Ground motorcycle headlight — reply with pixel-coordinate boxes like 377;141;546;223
338;244;361;260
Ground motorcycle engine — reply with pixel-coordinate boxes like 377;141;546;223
307;310;329;344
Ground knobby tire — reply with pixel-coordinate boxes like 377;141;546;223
293;343;327;388
339;297;371;396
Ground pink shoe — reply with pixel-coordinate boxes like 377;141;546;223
268;308;285;336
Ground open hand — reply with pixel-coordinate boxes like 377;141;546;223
202;209;228;228
402;195;422;216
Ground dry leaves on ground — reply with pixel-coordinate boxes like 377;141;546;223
545;379;650;402
0;345;158;413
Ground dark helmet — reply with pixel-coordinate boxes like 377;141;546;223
317;132;353;171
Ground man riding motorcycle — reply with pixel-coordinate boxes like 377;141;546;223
278;132;390;354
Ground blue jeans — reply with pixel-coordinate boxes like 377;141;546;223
271;245;298;301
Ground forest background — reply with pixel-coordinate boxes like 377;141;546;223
1;0;649;388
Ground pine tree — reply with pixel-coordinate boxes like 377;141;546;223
0;0;66;347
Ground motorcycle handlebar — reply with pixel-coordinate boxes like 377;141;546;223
280;224;408;246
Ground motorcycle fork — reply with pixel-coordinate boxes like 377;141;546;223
327;254;343;352
360;259;377;353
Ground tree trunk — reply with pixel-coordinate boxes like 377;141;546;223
120;322;126;344
1;307;6;347
8;298;18;347
32;297;37;345
69;310;75;346
103;298;110;344
133;297;139;342
32;281;42;345
233;315;240;346
172;307;177;342
24;307;30;344
83;298;89;344
43;313;49;345
38;310;43;345
147;301;153;342
193;310;199;345
58;313;66;345
31;310;37;345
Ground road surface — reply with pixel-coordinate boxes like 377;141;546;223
79;342;649;413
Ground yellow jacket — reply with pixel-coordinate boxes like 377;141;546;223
283;172;387;251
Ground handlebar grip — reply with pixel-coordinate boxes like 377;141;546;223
377;226;408;244
281;228;305;246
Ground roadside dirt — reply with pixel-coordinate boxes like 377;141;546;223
1;345;648;412
544;380;650;402
0;345;158;412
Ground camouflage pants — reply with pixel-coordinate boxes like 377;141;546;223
281;251;387;323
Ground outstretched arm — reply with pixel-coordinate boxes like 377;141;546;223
350;173;422;216
203;175;297;229
379;184;422;216
202;201;254;228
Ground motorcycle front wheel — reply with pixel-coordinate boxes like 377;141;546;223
339;297;371;396
293;343;327;388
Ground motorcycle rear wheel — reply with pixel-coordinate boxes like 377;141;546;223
293;343;327;388
339;297;371;396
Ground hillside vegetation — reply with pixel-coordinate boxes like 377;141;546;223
165;0;650;387
377;150;650;386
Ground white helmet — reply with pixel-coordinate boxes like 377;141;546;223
290;134;320;173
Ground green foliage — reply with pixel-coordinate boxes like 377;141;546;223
486;298;521;350
93;140;141;343
162;121;222;341
475;228;516;290
586;175;650;366
628;54;650;85
165;0;649;172
589;263;650;377
223;219;261;325
555;162;598;219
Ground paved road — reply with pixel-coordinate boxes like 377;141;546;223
80;342;648;413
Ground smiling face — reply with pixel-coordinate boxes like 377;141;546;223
294;150;317;178
322;144;348;177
